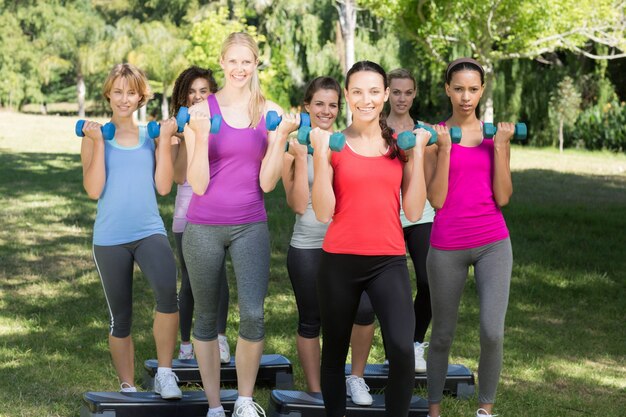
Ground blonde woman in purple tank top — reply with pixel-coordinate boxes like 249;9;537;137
424;58;515;417
181;32;301;417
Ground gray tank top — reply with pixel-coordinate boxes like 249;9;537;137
290;155;329;249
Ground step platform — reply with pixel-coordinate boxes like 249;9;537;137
80;389;237;417
345;363;475;399
143;354;294;390
268;390;428;417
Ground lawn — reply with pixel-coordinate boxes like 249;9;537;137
0;111;624;417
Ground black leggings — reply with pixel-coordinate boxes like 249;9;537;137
318;252;415;417
404;223;432;342
174;232;229;342
287;246;374;338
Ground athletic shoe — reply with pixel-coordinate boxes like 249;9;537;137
218;335;231;363
120;382;137;393
178;344;194;360
345;375;373;406
207;409;227;417
476;408;498;417
154;370;182;399
234;399;266;417
414;341;429;373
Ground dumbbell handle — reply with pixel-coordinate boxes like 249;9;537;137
483;122;527;140
75;120;115;141
266;111;311;131
176;107;222;134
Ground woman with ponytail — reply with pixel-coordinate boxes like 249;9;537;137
182;32;299;417
309;61;431;417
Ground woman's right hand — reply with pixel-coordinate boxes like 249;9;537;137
82;121;105;143
287;137;308;159
187;105;211;139
433;124;452;150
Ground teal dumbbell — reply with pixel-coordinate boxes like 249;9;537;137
284;140;314;155
483;122;527;140
295;126;344;152
175;107;222;134
449;127;463;144
297;126;312;146
396;124;438;150
266;111;311;131
75;120;115;141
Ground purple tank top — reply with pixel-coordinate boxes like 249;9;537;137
430;122;509;250
186;95;268;225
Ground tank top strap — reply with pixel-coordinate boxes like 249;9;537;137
208;94;221;117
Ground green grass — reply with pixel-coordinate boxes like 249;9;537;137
0;111;625;416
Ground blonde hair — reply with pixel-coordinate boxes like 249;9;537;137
221;32;265;128
102;63;152;108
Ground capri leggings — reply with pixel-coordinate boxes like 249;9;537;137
404;222;432;343
318;252;415;417
174;232;229;342
93;233;179;338
183;221;270;342
426;237;512;404
287;246;375;339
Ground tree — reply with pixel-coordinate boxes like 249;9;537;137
549;76;582;152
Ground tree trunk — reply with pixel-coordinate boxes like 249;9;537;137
161;83;169;120
337;0;356;126
77;74;86;118
559;118;564;153
482;64;495;122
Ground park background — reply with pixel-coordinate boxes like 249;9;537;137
0;0;625;416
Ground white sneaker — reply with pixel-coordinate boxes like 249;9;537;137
120;382;137;393
414;341;429;373
207;409;227;417
218;335;231;363
345;375;373;406
178;344;194;360
234;399;266;417
476;408;497;417
154;370;182;399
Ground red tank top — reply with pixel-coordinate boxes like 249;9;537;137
322;145;405;255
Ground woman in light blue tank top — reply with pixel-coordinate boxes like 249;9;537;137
80;63;182;398
282;77;377;403
386;69;435;373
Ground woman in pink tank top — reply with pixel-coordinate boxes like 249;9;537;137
424;58;516;417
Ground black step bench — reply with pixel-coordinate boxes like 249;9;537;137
80;389;237;417
268;390;428;417
143;354;294;390
345;363;475;399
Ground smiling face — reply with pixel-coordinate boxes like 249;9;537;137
187;77;212;107
107;76;141;117
445;69;484;117
345;70;389;124
305;89;340;131
389;77;416;116
220;44;257;88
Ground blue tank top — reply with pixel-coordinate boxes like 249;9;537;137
93;125;166;245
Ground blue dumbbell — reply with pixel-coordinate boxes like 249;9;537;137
75;120;115;141
483;122;527;140
175;107;222;134
266;111;311;131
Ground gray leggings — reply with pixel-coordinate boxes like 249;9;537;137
182;222;270;342
426;237;512;404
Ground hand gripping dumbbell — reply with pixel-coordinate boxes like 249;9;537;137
75;120;116;141
284;140;314;155
266;111;311;131
175;107;222;134
397;124;437;150
483;122;527;141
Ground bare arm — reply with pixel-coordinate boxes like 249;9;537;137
281;138;310;215
80;121;106;200
310;128;335;223
185;101;211;195
172;136;187;185
426;125;452;209
401;129;430;222
260;102;300;193
153;118;176;196
492;122;514;207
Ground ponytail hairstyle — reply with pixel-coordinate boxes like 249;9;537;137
221;32;265;128
345;60;400;160
170;66;218;116
103;63;152;108
302;76;342;114
445;57;485;118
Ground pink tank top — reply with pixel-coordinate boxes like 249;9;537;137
186;95;268;225
430;124;509;250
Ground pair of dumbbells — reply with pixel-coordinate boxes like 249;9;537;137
448;123;527;142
